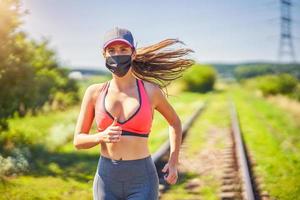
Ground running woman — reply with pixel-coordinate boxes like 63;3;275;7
73;27;195;200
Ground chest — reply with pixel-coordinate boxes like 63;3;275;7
94;80;154;133
105;90;141;118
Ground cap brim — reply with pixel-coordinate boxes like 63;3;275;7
103;39;134;49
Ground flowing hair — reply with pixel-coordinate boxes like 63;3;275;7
131;39;195;97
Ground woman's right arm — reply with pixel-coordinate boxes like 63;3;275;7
73;84;102;149
73;84;122;150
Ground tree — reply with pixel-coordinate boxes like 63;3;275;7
0;0;79;130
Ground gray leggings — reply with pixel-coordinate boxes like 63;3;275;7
93;155;159;200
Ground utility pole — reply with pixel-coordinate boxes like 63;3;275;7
278;0;296;63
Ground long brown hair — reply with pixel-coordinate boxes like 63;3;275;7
131;39;195;96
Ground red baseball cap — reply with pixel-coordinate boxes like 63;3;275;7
102;27;135;50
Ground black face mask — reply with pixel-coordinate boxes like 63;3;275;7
105;55;132;77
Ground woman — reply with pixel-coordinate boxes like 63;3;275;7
73;27;195;200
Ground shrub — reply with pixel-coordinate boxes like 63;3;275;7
51;91;79;111
290;84;300;101
255;74;297;96
181;64;216;93
0;148;30;177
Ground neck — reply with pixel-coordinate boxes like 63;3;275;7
110;70;137;91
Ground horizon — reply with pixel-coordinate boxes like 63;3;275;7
67;61;300;71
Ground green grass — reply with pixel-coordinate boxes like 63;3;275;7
229;85;300;200
1;176;92;200
183;91;230;158
3;105;79;150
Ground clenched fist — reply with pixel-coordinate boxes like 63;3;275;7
98;117;122;143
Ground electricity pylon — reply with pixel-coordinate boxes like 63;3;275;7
278;0;296;63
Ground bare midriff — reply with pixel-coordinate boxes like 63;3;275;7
100;136;150;160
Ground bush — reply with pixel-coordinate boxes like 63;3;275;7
291;84;300;101
181;64;216;93
0;127;36;177
255;74;298;96
51;91;79;111
0;148;30;177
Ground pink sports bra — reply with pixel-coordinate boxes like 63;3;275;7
94;78;153;137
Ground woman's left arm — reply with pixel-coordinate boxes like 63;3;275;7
153;85;182;185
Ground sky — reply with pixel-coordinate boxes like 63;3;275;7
20;0;300;70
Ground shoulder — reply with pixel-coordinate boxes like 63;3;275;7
85;83;105;96
140;79;161;96
83;82;107;105
140;79;165;108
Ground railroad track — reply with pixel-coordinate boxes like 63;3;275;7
153;100;271;200
220;101;270;200
151;102;207;195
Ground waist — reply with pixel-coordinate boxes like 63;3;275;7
100;154;152;163
100;135;150;160
97;154;157;181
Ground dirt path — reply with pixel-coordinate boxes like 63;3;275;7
160;127;230;199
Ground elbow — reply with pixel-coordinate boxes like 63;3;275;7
175;116;182;129
178;118;182;129
73;138;82;150
170;117;182;131
73;140;79;150
74;142;83;150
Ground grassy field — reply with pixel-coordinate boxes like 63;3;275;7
0;76;206;200
229;85;300;200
